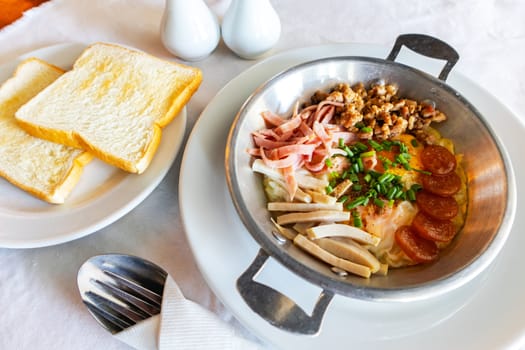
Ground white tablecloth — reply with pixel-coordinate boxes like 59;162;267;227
0;0;524;349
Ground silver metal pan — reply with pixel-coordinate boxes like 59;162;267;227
225;34;516;335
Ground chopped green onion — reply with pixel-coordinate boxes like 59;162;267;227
406;189;416;201
350;173;359;182
352;210;360;218
411;139;419;147
338;195;349;203
352;184;362;191
381;140;393;151
352;162;360;173
396;154;408;164
396;154;411;170
355;121;365;129
399;142;409;154
344;145;354;157
360;150;376;158
353;216;363;228
325;158;333;167
357;158;364;172
386;186;398;200
364;173;372;183
368;140;383;151
355;142;369;152
366;189;378;198
360;126;373;133
368;170;381;179
325;185;334;194
378;156;391;170
378;172;394;184
373;198;385;208
411;183;423;192
388;199;395;208
329;171;339;180
338;138;345;148
346;196;366;209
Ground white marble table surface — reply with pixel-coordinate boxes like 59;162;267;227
0;0;524;349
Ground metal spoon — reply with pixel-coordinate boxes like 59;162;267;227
77;254;167;334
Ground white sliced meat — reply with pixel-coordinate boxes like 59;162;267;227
306;223;381;247
331;179;352;199
276;210;350;225
294;187;312;203
293;222;315;235
268;202;343;212
270;218;297;240
252;159;328;190
293;235;371;278
305;189;337;205
316;238;381;273
375;263;389;276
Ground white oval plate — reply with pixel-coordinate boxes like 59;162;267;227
0;43;186;248
180;43;525;349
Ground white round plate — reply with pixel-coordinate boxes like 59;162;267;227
179;43;525;349
0;43;186;248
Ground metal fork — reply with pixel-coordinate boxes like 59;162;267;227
77;254;168;334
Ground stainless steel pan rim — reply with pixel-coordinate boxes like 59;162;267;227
225;34;517;334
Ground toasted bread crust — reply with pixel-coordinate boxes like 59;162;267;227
0;58;93;204
16;43;202;174
0;150;93;204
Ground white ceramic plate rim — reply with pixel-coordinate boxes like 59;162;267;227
0;43;186;248
179;43;525;349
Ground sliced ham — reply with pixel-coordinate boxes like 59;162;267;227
275;115;302;135
250;100;357;200
252;134;293;149
261;110;285;126
260;149;301;169
270;144;317;159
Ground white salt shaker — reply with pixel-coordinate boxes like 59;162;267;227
160;0;221;61
221;0;281;59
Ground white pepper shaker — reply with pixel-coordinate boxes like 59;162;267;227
160;0;221;61
221;0;281;59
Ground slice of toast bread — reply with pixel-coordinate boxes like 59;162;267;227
0;58;93;204
15;42;202;174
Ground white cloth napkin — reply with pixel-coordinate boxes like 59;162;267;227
115;275;259;350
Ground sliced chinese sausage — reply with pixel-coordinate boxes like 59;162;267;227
420;145;456;175
395;225;438;263
416;190;459;220
420;172;461;197
411;212;456;242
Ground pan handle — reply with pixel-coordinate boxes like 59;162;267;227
386;34;459;81
236;249;334;335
